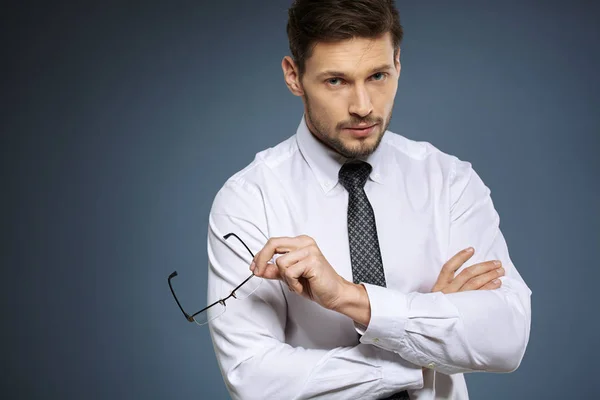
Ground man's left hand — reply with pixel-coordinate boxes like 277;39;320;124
251;235;352;310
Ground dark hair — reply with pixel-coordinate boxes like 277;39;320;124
286;0;403;77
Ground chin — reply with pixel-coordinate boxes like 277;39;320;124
339;141;378;158
348;135;375;146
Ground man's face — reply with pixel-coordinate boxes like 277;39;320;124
288;32;400;158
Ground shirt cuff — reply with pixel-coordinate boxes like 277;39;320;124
354;283;410;349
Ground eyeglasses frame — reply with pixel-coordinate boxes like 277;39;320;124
168;232;258;323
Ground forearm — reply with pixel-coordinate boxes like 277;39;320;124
211;328;423;400
350;277;531;375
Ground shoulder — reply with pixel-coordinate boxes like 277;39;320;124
224;134;298;191
383;130;492;212
382;128;470;179
210;134;299;215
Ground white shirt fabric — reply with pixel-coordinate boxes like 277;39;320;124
206;115;532;400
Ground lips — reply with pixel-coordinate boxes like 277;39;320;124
343;123;378;138
346;124;376;130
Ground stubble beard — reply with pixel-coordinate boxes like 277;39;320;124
304;93;392;159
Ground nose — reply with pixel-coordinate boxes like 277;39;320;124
348;84;373;118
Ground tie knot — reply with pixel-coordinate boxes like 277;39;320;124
338;161;372;192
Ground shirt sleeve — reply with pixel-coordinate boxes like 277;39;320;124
206;178;424;400
356;158;532;376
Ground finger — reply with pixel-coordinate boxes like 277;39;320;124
282;259;312;297
276;250;314;291
276;247;311;269
282;260;306;293
480;278;503;290
459;266;505;291
261;247;312;282
253;236;295;276
258;261;282;280
437;247;475;285
444;260;500;293
253;236;315;276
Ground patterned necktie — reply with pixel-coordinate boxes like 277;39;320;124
338;161;410;400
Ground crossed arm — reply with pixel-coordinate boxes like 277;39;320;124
206;160;532;400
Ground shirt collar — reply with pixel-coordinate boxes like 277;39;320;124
295;114;388;194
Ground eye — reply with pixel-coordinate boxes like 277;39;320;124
371;72;387;81
326;78;343;86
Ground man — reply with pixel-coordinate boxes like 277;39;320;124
205;1;532;399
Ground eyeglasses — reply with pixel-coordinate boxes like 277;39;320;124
168;232;263;326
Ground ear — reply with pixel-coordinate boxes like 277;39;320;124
394;47;401;78
282;56;304;96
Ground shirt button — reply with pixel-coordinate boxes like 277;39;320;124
427;362;436;369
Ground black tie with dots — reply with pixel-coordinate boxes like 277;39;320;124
338;161;410;400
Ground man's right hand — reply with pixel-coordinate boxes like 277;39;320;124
430;247;504;294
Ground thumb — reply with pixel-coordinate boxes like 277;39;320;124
252;261;281;280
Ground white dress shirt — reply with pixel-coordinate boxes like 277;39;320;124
206;115;532;400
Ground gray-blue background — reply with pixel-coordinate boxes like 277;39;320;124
2;1;598;399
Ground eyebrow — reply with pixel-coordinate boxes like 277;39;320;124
316;63;395;79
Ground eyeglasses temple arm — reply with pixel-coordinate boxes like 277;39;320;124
168;271;195;322
223;232;256;259
223;232;259;294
